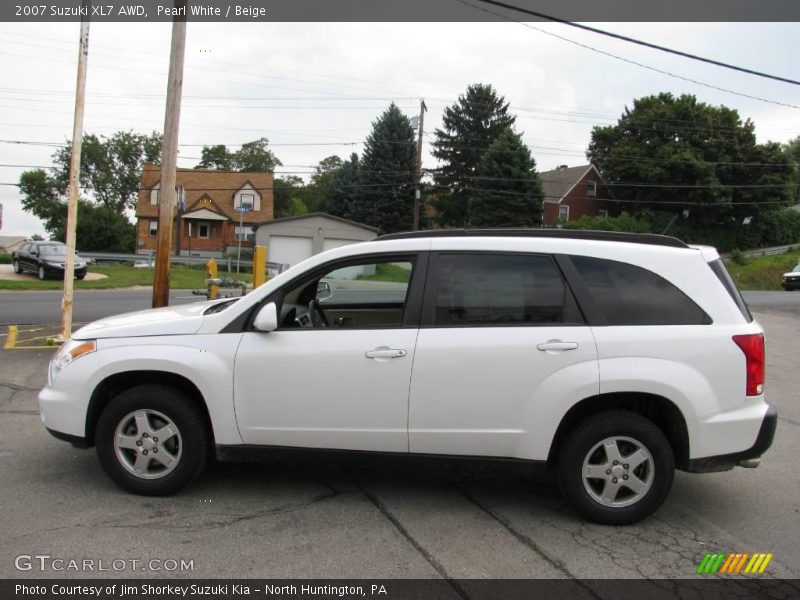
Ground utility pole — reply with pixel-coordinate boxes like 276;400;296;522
60;0;90;341
413;99;427;231
152;0;187;308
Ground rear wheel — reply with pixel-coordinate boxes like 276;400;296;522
95;384;209;495
12;259;21;274
558;410;674;525
37;265;46;280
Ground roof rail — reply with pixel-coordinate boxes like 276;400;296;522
376;228;689;249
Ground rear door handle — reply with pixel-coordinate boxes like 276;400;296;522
537;341;579;352
365;347;407;359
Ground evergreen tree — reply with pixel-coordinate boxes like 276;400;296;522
351;104;416;233
432;83;516;227
324;153;361;219
470;129;543;227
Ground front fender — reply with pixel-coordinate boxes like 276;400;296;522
88;334;244;445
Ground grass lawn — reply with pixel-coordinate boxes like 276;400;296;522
0;265;253;291
725;252;800;291
357;262;412;283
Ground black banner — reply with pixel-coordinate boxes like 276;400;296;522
4;579;800;600
2;0;800;23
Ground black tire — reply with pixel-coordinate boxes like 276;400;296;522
557;410;674;525
12;259;21;274
95;384;209;495
37;265;46;280
76;273;86;280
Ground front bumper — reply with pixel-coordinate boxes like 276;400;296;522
686;405;777;472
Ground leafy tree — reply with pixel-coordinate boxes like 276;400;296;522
350;103;417;233
30;234;45;241
18;170;134;251
196;144;235;170
784;136;800;202
273;176;305;218
54;130;162;212
310;155;343;205
234;137;282;172
195;138;282;172
587;93;795;226
470;129;543;227
432;84;516;227
288;198;309;217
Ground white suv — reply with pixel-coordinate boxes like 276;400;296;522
39;230;776;524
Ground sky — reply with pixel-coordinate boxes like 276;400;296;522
0;20;798;237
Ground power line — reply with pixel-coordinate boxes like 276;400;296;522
457;0;800;110
473;0;800;87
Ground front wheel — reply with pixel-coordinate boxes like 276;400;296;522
95;384;209;495
38;265;46;280
558;410;674;525
12;259;21;274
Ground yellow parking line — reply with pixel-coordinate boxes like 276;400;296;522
3;325;18;349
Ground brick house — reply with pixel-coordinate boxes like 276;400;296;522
540;164;613;227
135;163;273;257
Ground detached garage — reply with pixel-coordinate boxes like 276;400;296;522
252;213;380;269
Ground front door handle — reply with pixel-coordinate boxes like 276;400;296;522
365;347;407;359
537;341;579;352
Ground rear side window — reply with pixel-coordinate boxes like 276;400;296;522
708;259;752;322
432;253;582;326
571;256;711;326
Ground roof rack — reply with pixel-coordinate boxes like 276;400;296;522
376;228;689;249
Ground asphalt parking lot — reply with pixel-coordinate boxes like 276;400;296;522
0;308;798;584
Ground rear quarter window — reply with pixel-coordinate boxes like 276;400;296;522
571;255;711;326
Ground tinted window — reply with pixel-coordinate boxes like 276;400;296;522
433;254;579;326
572;256;710;325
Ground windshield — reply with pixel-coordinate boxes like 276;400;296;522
792;264;800;273
38;244;66;256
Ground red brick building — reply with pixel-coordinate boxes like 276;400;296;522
135;164;274;257
541;164;612;226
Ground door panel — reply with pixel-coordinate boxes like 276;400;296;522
234;329;417;452
409;326;597;458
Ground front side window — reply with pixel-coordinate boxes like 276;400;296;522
278;259;414;329
572;256;711;325
432;254;578;326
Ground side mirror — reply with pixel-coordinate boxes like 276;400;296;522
317;280;332;301
253;302;279;332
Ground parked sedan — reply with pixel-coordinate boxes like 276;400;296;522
782;263;800;291
12;241;88;280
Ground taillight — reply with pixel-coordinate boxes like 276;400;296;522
732;333;765;396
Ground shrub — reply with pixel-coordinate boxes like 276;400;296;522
0;252;11;264
729;248;748;266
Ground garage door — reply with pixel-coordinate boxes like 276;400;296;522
322;238;357;252
269;235;313;267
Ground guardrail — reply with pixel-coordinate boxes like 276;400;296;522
740;244;799;258
78;251;287;273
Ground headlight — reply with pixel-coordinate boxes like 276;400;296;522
51;339;96;375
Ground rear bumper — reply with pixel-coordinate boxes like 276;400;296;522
686;405;777;473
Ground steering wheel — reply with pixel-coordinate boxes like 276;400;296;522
307;299;329;327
